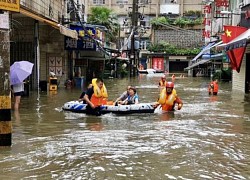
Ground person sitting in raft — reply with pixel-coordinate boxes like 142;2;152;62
154;81;183;111
208;79;219;95
78;83;93;103
83;78;108;115
114;85;131;105
119;86;139;105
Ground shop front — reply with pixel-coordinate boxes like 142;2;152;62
65;24;106;87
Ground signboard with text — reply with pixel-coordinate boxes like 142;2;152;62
0;0;20;12
0;13;9;29
65;25;104;51
203;4;212;43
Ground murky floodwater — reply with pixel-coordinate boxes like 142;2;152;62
1;74;250;179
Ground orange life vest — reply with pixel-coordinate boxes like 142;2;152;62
90;78;108;106
208;81;219;93
159;80;167;86
158;89;177;111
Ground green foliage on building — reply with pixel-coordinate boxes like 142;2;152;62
147;42;201;56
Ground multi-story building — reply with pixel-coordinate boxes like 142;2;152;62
226;0;250;93
3;0;111;90
85;0;204;73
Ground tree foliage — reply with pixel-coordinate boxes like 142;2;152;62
147;42;201;56
150;15;203;28
87;7;119;42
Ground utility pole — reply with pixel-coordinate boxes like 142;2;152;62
130;0;139;77
0;11;12;146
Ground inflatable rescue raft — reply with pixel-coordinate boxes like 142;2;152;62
62;101;156;114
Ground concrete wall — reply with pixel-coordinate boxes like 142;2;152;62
232;56;246;92
232;45;250;92
20;0;65;22
39;25;66;83
11;16;67;88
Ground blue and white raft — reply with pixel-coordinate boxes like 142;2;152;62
62;101;156;114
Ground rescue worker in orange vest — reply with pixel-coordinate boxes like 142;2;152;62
159;75;167;87
208;79;219;95
154;82;183;111
84;78;108;115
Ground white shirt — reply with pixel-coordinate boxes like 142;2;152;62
13;83;24;93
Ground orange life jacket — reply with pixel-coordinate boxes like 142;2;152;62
90;95;107;106
159;80;167;86
90;78;108;106
208;81;219;93
158;89;177;111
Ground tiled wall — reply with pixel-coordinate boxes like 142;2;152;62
154;28;203;48
20;0;65;22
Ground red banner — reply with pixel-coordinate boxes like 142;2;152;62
152;58;164;71
215;0;229;7
221;26;248;73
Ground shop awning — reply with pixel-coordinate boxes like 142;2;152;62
191;42;215;62
20;8;59;29
185;52;225;71
218;29;250;51
20;8;78;39
185;59;210;70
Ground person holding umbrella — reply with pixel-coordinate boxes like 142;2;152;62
10;61;34;110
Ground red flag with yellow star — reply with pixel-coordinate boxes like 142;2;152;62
221;26;248;73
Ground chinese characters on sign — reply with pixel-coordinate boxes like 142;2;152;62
64;25;104;51
215;0;229;8
203;4;212;43
214;0;230;18
0;0;20;12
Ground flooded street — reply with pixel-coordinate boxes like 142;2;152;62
1;74;250;179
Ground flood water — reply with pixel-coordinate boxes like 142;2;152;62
1;74;250;179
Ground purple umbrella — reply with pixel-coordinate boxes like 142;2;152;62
10;61;34;85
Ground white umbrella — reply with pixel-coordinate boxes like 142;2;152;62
10;61;34;85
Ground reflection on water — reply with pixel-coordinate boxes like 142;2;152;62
0;76;250;179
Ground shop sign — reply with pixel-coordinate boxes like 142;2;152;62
203;4;212;43
0;0;20;12
215;0;229;8
64;25;97;51
0;13;9;29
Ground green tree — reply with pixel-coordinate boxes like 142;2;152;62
87;7;119;42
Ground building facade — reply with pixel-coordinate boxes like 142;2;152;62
230;0;250;93
8;0;111;90
85;0;204;73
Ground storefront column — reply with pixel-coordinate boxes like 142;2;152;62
0;11;12;146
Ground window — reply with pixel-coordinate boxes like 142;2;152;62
139;0;150;4
93;0;105;5
140;41;149;50
161;0;177;3
116;0;128;4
